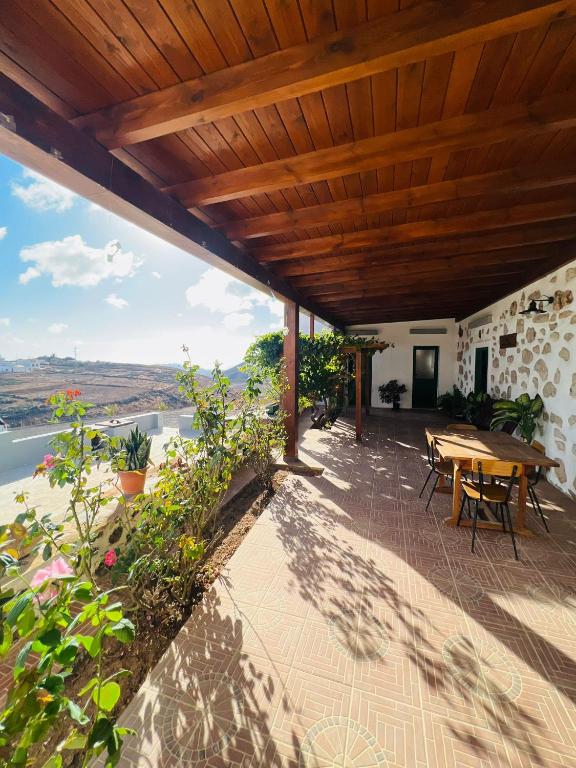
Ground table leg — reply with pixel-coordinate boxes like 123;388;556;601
517;473;528;531
444;461;462;526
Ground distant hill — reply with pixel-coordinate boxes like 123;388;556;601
223;364;248;384
0;357;214;428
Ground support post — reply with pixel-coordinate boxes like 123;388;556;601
282;300;299;460
355;350;362;441
309;313;315;338
364;353;371;416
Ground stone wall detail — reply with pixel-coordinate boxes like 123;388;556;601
457;263;576;498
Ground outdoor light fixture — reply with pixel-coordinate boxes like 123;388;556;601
519;295;553;315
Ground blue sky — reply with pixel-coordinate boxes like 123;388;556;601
0;153;289;368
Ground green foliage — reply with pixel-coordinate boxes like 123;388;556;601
464;391;494;429
378;380;407;407
115;426;152;472
114;357;284;608
437;386;467;417
244;330;378;421
0;391;134;767
491;393;544;443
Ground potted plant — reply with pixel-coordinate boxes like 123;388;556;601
490;393;543;443
437;386;467;417
378;380;407;410
115;425;152;494
464;391;494;429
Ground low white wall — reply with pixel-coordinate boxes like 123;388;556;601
347;318;457;409
0;412;163;473
457;260;576;496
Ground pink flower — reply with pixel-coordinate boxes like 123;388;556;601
31;557;74;601
43;454;55;469
104;550;117;568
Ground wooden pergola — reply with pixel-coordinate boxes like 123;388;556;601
1;0;575;459
342;343;392;442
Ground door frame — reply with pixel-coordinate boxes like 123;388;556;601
474;345;489;394
411;345;439;409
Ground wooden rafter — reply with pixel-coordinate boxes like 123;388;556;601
274;226;576;278
164;91;576;206
223;162;576;240
71;0;575;148
252;198;576;262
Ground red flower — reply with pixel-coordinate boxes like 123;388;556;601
74;389;81;396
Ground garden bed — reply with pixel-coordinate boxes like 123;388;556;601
29;470;286;767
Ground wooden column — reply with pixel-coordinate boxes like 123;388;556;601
364;353;371;416
355;350;362;441
309;313;315;338
282;300;299;460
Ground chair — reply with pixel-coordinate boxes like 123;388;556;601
525;441;549;532
447;423;478;431
457;459;520;559
419;434;453;511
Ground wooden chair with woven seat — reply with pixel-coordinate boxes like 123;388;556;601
447;423;478;431
419;434;453;511
457;458;521;559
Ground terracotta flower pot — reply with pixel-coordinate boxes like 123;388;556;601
118;467;148;495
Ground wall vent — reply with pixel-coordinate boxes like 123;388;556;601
468;313;492;330
348;328;379;336
409;327;447;335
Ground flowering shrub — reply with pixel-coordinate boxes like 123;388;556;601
0;391;135;767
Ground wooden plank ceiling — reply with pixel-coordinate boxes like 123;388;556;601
2;0;576;325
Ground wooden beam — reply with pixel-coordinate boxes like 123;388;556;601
165;91;576;206
224;162;576;240
275;227;576;278
0;73;339;328
309;314;315;338
71;0;574;149
282;300;299;460
355;350;362;442
287;242;567;287
253;198;576;262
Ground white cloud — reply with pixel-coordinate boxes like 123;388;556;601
105;293;129;309
11;169;76;213
151;271;162;279
19;266;41;285
185;268;283;319
0;318;10;327
19;235;140;288
223;312;253;331
0;227;6;240
48;323;68;335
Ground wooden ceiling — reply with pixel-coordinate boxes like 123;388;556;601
1;0;576;325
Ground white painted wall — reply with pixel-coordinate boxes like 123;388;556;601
347;319;457;410
457;259;576;497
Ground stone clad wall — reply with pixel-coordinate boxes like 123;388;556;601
457;260;576;497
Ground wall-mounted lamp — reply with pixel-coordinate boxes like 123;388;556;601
519;295;553;315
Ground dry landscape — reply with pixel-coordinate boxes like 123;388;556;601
0;357;213;428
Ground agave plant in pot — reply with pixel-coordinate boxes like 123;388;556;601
115;425;152;494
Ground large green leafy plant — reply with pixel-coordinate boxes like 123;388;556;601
491;393;544;443
0;391;135;768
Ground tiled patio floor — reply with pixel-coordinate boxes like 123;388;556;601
112;412;576;767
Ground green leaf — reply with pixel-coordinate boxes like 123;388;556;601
6;592;33;627
42;755;62;768
92;681;121;712
39;628;61;649
79;677;99;697
108;618;135;644
78;633;101;658
0;621;12;655
87;717;113;749
42;543;52;561
72;582;93;602
14;641;33;677
59;731;87;750
67;699;89;726
55;639;79;666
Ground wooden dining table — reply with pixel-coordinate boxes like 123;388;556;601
425;428;559;536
